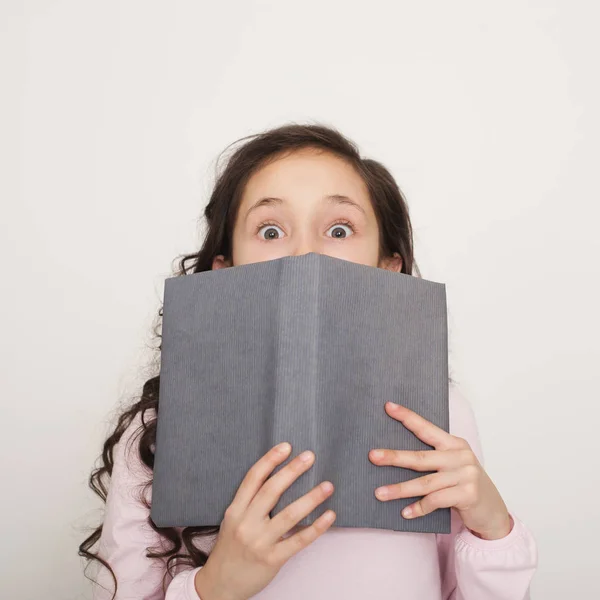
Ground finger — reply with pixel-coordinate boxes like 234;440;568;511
369;448;466;471
385;402;462;450
269;507;337;566
229;442;293;511
402;486;462;519
266;479;335;544
375;470;459;502
246;450;317;521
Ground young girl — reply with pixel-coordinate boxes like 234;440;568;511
80;123;538;600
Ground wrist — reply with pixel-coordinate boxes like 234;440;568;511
194;568;211;600
468;513;514;540
194;567;221;600
194;566;242;600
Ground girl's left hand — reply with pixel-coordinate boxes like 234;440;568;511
369;401;513;540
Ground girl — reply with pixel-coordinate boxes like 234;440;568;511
79;123;538;600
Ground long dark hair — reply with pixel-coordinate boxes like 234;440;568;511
79;122;423;598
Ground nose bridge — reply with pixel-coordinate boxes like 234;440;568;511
292;227;321;257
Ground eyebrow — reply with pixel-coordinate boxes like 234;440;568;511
244;194;367;222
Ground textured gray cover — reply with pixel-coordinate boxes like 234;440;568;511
151;252;450;534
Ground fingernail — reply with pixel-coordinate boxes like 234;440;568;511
387;402;399;409
299;450;314;462
371;450;383;459
402;506;413;518
375;487;388;499
276;442;291;453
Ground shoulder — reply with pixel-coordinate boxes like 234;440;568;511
448;380;484;464
95;407;175;597
448;381;475;431
111;408;155;491
100;406;159;539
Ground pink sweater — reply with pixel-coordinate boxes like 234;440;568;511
93;383;538;599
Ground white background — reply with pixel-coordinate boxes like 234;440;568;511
1;1;598;598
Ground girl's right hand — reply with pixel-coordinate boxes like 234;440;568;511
194;442;336;600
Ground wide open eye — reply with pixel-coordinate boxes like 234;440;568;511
326;221;355;239
256;222;284;240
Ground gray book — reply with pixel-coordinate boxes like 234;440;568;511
151;252;450;533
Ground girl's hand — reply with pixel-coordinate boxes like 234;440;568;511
195;443;336;600
368;402;513;540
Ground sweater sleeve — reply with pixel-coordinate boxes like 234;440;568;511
92;409;206;600
436;384;538;600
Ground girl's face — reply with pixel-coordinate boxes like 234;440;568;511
212;148;403;272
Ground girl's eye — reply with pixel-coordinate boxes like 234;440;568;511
256;222;284;240
255;221;356;241
326;221;355;239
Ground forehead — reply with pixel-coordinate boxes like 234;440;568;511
241;148;369;202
